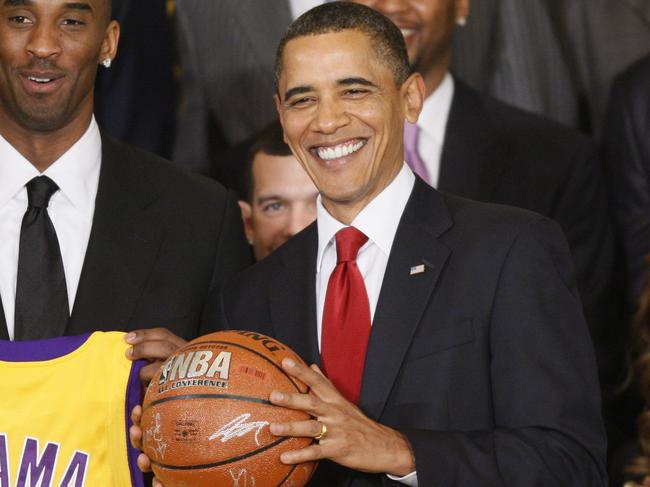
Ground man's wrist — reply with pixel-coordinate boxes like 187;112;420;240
385;429;416;477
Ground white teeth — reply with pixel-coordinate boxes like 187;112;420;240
317;140;365;161
28;77;52;83
400;28;415;38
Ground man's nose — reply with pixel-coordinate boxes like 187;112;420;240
26;23;62;59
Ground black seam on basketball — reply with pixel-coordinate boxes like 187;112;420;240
181;339;306;393
151;436;290;470
276;464;298;486
144;393;282;410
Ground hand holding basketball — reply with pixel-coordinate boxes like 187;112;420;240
125;328;187;383
269;358;416;478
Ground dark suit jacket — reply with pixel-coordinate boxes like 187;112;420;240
439;80;616;379
450;0;578;127
218;179;607;486
602;54;650;310
0;135;251;341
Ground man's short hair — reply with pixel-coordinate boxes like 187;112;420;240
274;2;411;87
242;120;293;203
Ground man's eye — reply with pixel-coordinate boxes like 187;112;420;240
345;88;369;96
263;202;284;213
9;16;33;24
62;18;85;26
289;97;313;107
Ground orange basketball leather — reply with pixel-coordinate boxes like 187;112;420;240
141;330;317;487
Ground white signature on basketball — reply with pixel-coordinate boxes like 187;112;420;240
209;413;270;447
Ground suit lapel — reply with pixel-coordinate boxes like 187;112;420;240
67;135;165;334
269;226;320;365
438;78;508;201
0;296;7;340
359;180;452;421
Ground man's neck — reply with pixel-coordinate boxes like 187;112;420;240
418;57;449;99
0;112;93;173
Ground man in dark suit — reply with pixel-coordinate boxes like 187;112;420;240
133;3;605;485
0;0;250;364
352;0;615;381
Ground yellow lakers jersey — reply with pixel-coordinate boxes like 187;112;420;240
0;332;143;487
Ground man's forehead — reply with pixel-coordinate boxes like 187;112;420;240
2;0;108;17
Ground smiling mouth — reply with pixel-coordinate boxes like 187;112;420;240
27;76;56;84
314;139;367;161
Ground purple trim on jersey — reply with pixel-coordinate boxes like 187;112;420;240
0;333;91;361
126;360;146;487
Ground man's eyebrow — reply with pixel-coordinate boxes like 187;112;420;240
338;77;377;88
284;86;312;101
3;0;33;6
283;77;377;100
256;195;284;205
64;2;93;13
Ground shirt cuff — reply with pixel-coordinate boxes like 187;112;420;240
387;470;418;486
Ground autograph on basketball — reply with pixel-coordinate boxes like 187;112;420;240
145;412;169;459
209;413;269;446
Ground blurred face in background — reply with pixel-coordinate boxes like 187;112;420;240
239;151;318;261
350;0;469;94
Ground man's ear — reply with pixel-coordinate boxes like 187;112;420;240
456;0;470;23
238;200;255;244
99;20;120;65
402;72;425;124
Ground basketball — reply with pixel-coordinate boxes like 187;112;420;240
141;330;317;487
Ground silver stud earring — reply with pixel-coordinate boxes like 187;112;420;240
456;16;467;27
101;58;112;68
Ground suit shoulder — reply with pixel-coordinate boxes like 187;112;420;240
226;223;316;293
103;135;230;204
456;81;593;154
609;54;650;106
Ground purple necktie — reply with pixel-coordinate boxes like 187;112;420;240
404;122;430;183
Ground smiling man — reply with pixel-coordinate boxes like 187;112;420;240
132;3;606;486
0;0;249;345
213;3;606;486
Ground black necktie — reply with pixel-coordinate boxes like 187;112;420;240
14;176;69;340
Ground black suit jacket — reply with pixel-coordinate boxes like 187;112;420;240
0;135;251;341
602;54;650;310
439;79;616;377
219;180;607;486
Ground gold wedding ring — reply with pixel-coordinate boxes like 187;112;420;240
314;422;328;441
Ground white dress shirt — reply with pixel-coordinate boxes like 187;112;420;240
315;164;418;486
0;118;101;340
416;73;454;188
288;0;323;19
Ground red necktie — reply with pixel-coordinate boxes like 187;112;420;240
321;227;371;404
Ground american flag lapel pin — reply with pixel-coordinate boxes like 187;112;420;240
410;264;426;275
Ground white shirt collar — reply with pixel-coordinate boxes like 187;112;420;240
0;117;101;218
417;72;454;148
316;163;415;271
